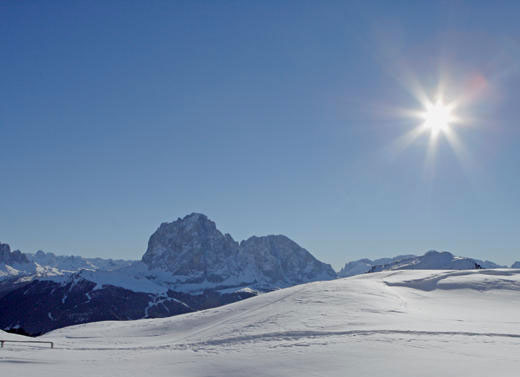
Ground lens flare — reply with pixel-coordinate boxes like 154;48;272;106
390;81;471;178
422;100;455;134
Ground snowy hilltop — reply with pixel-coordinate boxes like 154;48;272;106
338;250;508;277
4;269;520;377
338;254;415;277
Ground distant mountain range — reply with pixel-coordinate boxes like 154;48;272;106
0;244;132;283
0;212;518;336
338;251;510;277
0;213;335;335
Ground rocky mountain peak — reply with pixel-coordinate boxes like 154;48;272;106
141;214;336;288
0;242;30;265
238;234;336;285
423;250;453;259
367;250;495;273
0;242;9;255
142;213;240;282
35;250;50;258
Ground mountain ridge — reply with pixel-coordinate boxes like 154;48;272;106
141;213;337;290
0;213;335;335
1;213;518;336
339;250;509;277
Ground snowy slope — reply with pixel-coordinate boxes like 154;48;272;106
2;269;520;376
0;242;134;282
339;250;507;277
0;214;338;335
338;254;415;277
0;329;31;341
27;250;133;272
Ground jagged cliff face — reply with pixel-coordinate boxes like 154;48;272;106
142;214;240;283
238;235;336;286
142;213;336;288
0;243;29;265
28;250;133;272
1;213;515;337
6;212;341;336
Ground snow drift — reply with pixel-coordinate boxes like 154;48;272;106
1;269;519;377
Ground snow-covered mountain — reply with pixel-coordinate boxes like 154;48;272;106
338;254;415;277
0;242;29;264
4;269;520;377
142;213;336;290
369;250;504;272
0;242;64;282
0;213;335;335
339;250;506;277
512;261;520;268
27;250;133;272
1;214;516;337
0;241;134;283
1;242;31;278
142;213;240;282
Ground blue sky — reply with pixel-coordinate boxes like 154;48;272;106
1;1;519;268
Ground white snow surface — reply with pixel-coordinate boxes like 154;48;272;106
2;269;520;376
338;250;507;278
40;261;274;295
27;250;133;272
0;251;134;283
0;261;65;281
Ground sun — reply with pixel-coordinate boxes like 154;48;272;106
392;84;467;168
422;99;455;134
389;75;481;175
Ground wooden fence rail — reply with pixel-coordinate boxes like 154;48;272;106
0;339;54;348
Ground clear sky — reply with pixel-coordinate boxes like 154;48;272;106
1;1;519;269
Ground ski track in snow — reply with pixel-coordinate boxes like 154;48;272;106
48;329;520;352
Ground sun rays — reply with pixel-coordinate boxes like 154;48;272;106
391;80;473;176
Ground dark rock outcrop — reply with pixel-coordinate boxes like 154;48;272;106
142;213;336;288
0;243;29;265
